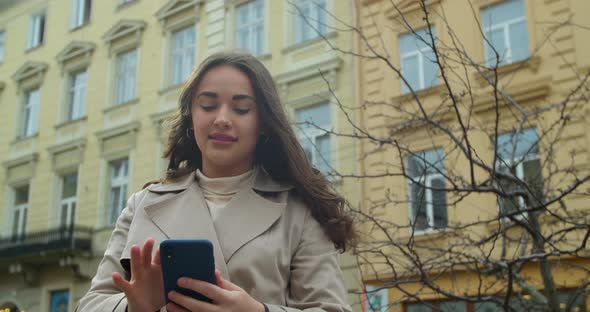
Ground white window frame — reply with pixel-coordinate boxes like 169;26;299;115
27;10;46;49
59;173;78;228
400;28;438;94
67;70;87;120
115;49;138;105
22;88;40;137
406;150;447;233
295;103;332;175
70;0;91;29
235;0;265;56
482;0;528;66
108;159;129;225
12;185;30;240
294;0;327;44
0;31;5;63
171;25;196;86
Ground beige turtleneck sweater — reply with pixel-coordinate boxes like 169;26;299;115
195;168;254;221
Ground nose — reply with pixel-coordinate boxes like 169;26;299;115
213;105;231;129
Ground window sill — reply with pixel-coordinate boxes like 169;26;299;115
25;43;45;54
158;83;184;95
69;22;91;32
55;116;88;130
400;227;449;242
115;0;139;11
392;83;446;103
474;56;541;86
282;31;337;54
11;133;39;145
104;98;140;113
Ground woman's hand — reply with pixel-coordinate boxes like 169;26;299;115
112;238;165;312
166;270;265;312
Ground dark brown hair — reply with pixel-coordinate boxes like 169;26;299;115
158;51;355;251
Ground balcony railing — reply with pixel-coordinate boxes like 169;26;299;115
0;225;93;259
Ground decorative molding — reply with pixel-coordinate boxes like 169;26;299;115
2;153;39;168
95;121;141;141
47;138;87;155
102;19;147;55
156;0;201;22
55;41;96;73
474;56;542;87
276;56;341;86
12;61;48;82
473;74;552;113
385;0;441;19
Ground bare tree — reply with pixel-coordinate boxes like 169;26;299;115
289;0;590;311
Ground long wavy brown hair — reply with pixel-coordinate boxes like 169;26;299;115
157;51;355;251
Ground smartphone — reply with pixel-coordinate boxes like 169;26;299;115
160;239;217;304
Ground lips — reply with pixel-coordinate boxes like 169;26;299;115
208;133;238;142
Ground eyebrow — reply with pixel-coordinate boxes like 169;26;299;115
196;91;255;101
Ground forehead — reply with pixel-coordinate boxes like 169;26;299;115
195;65;254;96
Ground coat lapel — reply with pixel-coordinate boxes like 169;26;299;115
143;173;230;279
213;167;291;263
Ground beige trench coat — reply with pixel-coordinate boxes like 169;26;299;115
77;167;351;312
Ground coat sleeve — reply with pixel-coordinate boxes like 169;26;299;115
75;193;137;312
265;206;352;312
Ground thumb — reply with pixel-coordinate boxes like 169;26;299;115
215;270;241;291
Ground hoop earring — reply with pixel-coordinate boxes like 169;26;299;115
186;127;194;139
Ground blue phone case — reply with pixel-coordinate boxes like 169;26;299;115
160;239;216;304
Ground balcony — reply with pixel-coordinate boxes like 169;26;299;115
0;225;92;260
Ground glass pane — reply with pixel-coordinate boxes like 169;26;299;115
15;185;29;205
402;54;420;93
62;173;78;198
474;302;502;312
509;20;529;62
410;182;428;230
61;204;68;226
50;290;70;312
422;49;438;88
296;103;331;129
109;187;121;224
316;133;331;173
523;159;543;206
431;178;448;228
406;303;432;312
408;149;445;177
22;208;28;234
558;292;585;312
400;28;434;54
12;210;20;237
440;301;467;312
482;0;525;26
485;28;507;65
496;129;539;163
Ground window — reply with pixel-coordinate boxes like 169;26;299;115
67;70;87;120
49;289;69;312
108;159;129;225
495;129;543;217
0;31;5;63
406;149;447;231
59;173;78;228
296;103;332;174
482;0;529;66
27;10;46;49
115;49;137;105
171;26;196;85
407;301;466;312
22;88;40;137
400;27;438;94
71;0;91;29
294;0;327;43
235;0;264;56
12;185;29;241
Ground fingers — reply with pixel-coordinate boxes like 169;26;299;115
168;291;215;312
178;277;225;302
129;245;141;280
154;247;161;265
165;301;191;312
141;238;155;270
112;272;131;293
215;273;241;291
215;270;223;288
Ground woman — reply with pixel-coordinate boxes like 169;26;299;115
77;52;355;312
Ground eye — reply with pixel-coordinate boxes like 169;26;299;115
200;104;217;112
234;108;250;115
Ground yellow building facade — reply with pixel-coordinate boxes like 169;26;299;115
0;0;362;311
357;0;589;311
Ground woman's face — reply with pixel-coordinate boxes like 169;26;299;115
191;65;260;178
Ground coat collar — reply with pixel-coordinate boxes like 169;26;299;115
142;166;291;279
146;166;293;194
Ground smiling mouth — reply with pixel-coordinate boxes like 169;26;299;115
208;134;238;142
